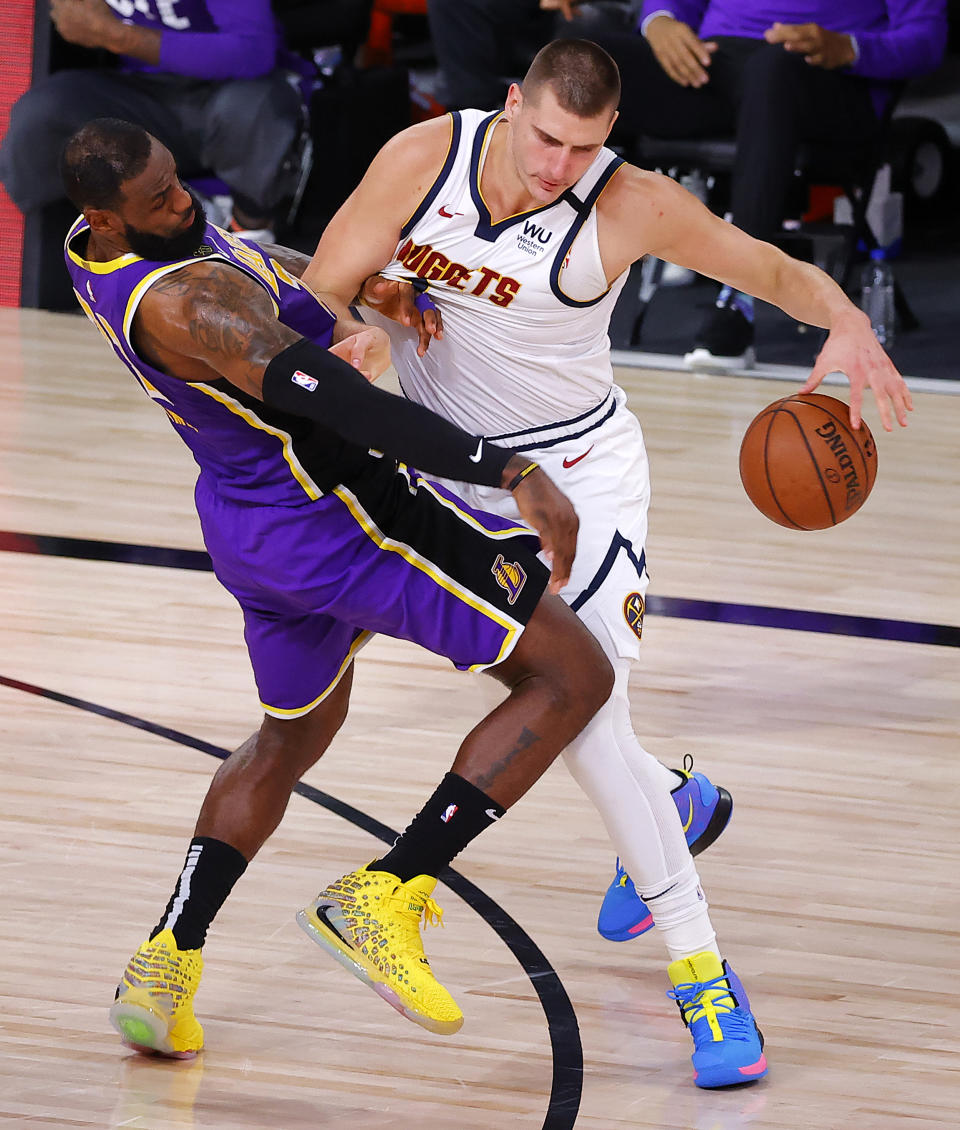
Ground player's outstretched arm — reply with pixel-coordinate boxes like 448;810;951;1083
603;166;912;431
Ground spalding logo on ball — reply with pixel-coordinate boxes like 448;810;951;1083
739;393;877;530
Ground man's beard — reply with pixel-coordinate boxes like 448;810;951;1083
124;189;208;261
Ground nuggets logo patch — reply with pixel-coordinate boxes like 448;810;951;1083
623;592;645;640
492;554;527;605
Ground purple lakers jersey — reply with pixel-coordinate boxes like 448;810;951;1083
65;217;369;506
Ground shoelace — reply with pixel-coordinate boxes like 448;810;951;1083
385;888;445;931
667;973;736;1026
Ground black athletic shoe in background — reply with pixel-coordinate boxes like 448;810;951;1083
684;303;756;371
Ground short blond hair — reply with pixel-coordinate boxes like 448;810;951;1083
522;39;620;118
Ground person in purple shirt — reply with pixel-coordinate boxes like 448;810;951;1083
575;0;948;367
0;0;302;239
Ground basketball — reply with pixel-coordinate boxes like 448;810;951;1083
739;393;878;529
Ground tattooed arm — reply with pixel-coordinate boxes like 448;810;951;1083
133;260;388;393
256;241;312;281
249;241;373;347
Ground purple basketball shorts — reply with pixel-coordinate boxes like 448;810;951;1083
195;462;548;718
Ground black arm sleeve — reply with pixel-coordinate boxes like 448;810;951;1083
261;337;514;488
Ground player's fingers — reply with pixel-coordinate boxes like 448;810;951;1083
804;52;824;66
548;544;572;594
799;364;826;393
891;388;911;428
848;382;866;431
869;385;893;432
900;382;914;418
346;335;369;368
363;276;391;304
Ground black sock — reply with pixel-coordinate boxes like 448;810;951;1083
150;836;248;950
372;773;506;883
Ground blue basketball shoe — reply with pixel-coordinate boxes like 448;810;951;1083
667;951;767;1088
597;756;732;942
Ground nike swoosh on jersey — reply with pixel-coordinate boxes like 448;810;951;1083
438;205;463;218
469;439;484;462
484;808;501;821
562;445;594;468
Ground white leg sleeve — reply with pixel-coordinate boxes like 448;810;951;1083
562;646;718;960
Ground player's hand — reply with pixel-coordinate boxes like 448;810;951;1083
645;16;717;88
329;326;391;382
51;0;119;49
763;22;856;69
801;311;912;431
360;275;444;357
502;458;579;594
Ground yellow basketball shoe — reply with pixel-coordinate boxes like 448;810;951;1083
109;929;204;1058
297;867;464;1035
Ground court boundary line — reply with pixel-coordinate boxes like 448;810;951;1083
0;672;584;1130
611;350;960;395
2;529;956;648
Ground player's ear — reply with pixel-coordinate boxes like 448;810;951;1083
85;206;121;236
604;108;619;142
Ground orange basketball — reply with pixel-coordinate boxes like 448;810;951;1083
739;393;878;530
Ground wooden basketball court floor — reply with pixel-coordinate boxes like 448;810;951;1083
1;307;957;1129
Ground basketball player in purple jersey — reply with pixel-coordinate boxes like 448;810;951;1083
304;39;912;1087
60;118;615;1053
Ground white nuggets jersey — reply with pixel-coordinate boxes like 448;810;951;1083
371;109;629;439
368;109;652;663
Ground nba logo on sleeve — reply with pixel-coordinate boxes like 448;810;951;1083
292;370;318;392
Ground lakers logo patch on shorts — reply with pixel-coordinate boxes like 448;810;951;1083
623;592;645;640
492;554;527;605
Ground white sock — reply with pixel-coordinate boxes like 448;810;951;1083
638;861;720;962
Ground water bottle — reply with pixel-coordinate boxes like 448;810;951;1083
860;249;896;348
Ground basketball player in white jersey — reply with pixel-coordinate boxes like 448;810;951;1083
303;39;910;1088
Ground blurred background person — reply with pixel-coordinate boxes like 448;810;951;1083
427;0;641;110
1;0;304;244
572;0;948;367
